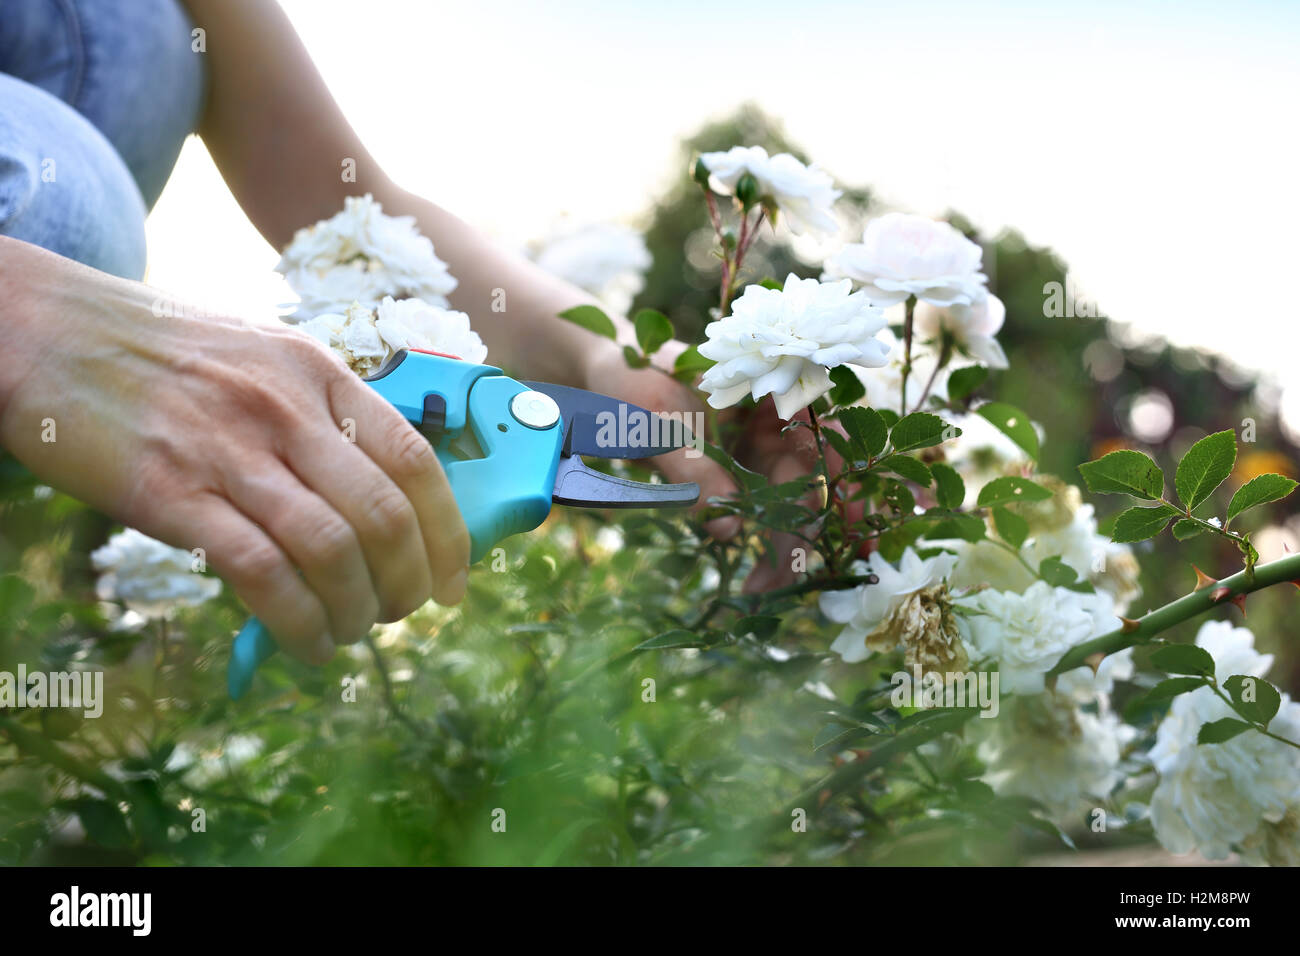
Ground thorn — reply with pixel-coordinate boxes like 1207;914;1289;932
1192;564;1217;591
1120;616;1141;633
1285;540;1294;554
1210;586;1232;603
1229;593;1247;618
1085;652;1106;675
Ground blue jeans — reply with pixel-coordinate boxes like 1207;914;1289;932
0;0;206;279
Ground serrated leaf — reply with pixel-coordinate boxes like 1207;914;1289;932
1123;677;1206;720
558;304;617;339
821;427;857;464
1224;674;1281;726
976;476;1053;509
946;365;988;403
992;506;1028;548
1227;473;1298;523
1038;556;1079;586
878;455;932;486
633;309;674;356
925;514;987;542
881;478;915;515
931;463;965;510
890;413;955;454
1078;450;1165;500
1175;429;1237;510
1171;518;1207;540
1111;503;1179;543
976;402;1039;461
840;406;888;458
1150;643;1216;677
827;365;866;407
1197;717;1253;745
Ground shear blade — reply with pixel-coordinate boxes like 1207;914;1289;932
521;381;695;460
552;455;699;509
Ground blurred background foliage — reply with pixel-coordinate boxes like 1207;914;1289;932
1;105;1297;865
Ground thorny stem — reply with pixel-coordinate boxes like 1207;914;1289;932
1050;551;1300;676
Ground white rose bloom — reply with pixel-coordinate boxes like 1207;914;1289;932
1147;622;1300;864
960;581;1113;695
698;145;841;237
697;274;889;420
913;291;1009;369
824;212;987;307
277;194;457;317
533;222;651;314
819;548;958;664
300;298;487;376
91;528;221;618
974;692;1135;821
374;296;488;364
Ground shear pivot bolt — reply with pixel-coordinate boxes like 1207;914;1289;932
510;390;561;430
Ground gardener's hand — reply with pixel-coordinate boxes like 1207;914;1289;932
0;239;469;664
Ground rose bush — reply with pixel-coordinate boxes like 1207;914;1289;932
2;132;1299;866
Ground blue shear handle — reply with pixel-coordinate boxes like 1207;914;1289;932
228;351;563;700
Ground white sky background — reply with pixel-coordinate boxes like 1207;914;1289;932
146;0;1300;393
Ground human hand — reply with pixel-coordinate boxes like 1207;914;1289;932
0;240;469;664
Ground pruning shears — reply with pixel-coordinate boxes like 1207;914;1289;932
228;347;700;699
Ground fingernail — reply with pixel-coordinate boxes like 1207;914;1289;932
439;569;468;605
312;631;336;664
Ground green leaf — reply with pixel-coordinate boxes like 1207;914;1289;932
931;463;965;510
821;427;857;464
1038;556;1079;587
1197;717;1253;745
758;277;783;291
635;629;707;650
1150;643;1216;678
622;345;650;369
976;402;1039;461
672;344;714;380
1123;677;1207;720
1224;674;1282;726
1077;449;1165;500
946;365;988;403
1227;473;1298;523
890;413;957;454
1111;503;1179;543
992;506;1028;549
633;309;674;356
881;478;915;515
840;406;888;458
926;514;987;543
71;798;132;850
878;455;932;486
558;304;617;339
976;476;1053;509
827;365;866;407
1175;429;1237;511
733;615;782;641
1171;518;1207;541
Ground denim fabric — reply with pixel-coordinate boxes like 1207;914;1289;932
0;0;206;278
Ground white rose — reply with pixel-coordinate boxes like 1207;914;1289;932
1145;622;1300;863
824;212;987;306
533;222;651;314
913;291;1009;369
91;528;221;618
698;145;841;237
848;328;951;415
960;581;1112;694
819;547;958;663
374;296;488;364
697;274;889;420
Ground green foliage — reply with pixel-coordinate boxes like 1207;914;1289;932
1078;450;1164;500
1150;643;1216;678
1111;504;1179;543
1227;474;1298;524
1174;430;1237;512
889;413;955;454
975;476;1052;509
1197;718;1252;745
558;304;618;339
976;402;1039;460
633;309;674;356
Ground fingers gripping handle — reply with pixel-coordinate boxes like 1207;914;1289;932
228;352;563;700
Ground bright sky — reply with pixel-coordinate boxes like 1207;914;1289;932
146;0;1300;399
